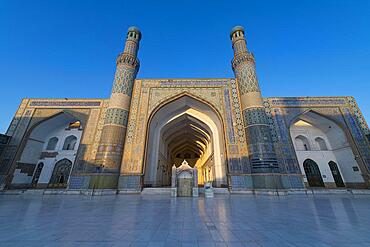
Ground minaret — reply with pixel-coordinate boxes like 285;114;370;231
230;26;280;183
96;27;141;171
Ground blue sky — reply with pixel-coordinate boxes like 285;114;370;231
0;0;369;133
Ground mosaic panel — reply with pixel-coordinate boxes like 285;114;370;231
223;89;235;143
346;97;369;136
111;65;136;96
234;63;260;94
121;79;249;175
242;107;269;126
245;124;279;172
104;108;129;126
148;87;225;116
159;79;229;87
343;108;370;171
29;101;101;107
126;80;142;144
230;79;246;144
91;100;109;161
270;98;346;106
270;107;301;174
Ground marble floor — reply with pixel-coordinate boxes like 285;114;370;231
0;194;370;247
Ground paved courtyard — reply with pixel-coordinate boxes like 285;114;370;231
0;194;370;247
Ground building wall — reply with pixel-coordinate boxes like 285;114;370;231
35;128;82;186
0;99;107;189
1;90;369;191
290;122;363;186
266;96;370;189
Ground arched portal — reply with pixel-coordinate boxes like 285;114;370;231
328;161;345;187
144;95;227;188
10;112;83;189
290;111;364;188
48;158;72;188
303;159;324;187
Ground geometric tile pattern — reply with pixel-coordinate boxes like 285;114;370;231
111;66;136;96
234;63;260;94
242;107;269;126
104;108;129;126
223;89;235;143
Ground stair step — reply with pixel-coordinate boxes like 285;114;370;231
141;188;172;195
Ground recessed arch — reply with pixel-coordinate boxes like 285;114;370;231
143;95;228;188
48;158;72;188
46;137;59;150
63;135;78;150
290;110;364;188
294;135;311;151
303;159;324;187
315;137;328;151
9;111;83;189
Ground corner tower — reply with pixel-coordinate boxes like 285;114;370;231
96;27;141;171
230;26;282;188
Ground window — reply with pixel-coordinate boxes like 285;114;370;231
294;135;311;151
63;135;77;150
315;137;328;150
46;137;58;150
304;144;309;151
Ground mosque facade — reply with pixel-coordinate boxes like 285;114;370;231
0;26;369;194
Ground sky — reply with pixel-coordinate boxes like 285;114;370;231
0;0;369;133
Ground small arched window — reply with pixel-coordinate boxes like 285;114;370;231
46;137;58;150
63;135;78;150
295;135;311;151
315;137;328;150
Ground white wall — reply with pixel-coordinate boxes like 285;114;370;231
36;128;82;184
290;118;363;185
12;115;82;186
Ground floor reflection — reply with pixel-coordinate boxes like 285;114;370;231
0;194;369;246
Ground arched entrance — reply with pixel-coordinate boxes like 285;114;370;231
303;159;324;187
9;112;83;189
48;158;72;188
328;161;345;187
144;95;227;188
290;111;364;188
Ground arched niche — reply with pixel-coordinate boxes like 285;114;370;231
144;95;227;188
10;112;83;188
289;110;364;188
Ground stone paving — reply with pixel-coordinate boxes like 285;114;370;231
0;194;370;246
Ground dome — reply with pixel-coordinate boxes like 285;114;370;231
230;26;245;39
127;26;142;40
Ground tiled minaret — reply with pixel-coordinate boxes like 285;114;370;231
96;27;141;171
230;26;282;188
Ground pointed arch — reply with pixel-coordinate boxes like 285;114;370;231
303;159;324;187
315;137;328;150
290;110;365;189
294;135;311;151
143;94;228;187
63;135;77;150
48;158;72;188
46;137;59;150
